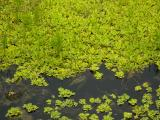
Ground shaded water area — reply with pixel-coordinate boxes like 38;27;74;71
0;64;160;120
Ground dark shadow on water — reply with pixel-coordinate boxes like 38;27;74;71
0;64;160;120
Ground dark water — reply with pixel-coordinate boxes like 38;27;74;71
0;64;160;120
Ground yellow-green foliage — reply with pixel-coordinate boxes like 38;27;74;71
5;107;22;118
23;103;39;112
0;0;160;84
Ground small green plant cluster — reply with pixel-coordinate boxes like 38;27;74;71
5;107;22;118
82;104;92;111
103;112;114;120
23;103;39;113
96;102;112;113
135;82;153;93
156;85;160;97
94;71;103;80
79;99;87;105
123;112;132;120
89;97;101;104
117;93;130;105
89;114;99;120
43;88;114;119
130;82;160;119
128;98;137;106
135;85;142;91
78;112;114;120
31;78;48;86
55;99;78;108
115;71;125;78
58;87;75;98
155;100;160;109
141;93;153;105
46;99;52;105
44;106;71;119
44;107;61;119
79;113;90;120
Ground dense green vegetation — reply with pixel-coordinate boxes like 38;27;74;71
0;0;160;85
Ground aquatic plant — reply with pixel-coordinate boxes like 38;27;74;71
128;98;137;106
31;78;48;86
115;71;124;78
96;103;112;113
64;99;78;108
132;105;149;119
155;100;160;109
89;114;99;120
46;99;52;105
102;112;114;120
156;86;160;97
43;107;53;114
109;94;117;99
135;85;142;91
117;93;130;105
23;103;39;113
123;112;132;120
82;104;92;111
142;82;149;88
142;82;152;92
141;93;153;105
89;97;101;104
79;113;90;120
58;87;75;98
44;105;61;118
55;100;64;108
95;97;102;103
104;97;112;104
60;116;71;120
90;64;99;71
94;71;103;80
5;107;22;118
55;99;78;108
79;99;86;105
89;97;95;103
140;117;149;120
147;110;159;119
50;110;61;119
146;87;152;93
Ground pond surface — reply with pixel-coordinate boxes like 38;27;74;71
0;64;160;120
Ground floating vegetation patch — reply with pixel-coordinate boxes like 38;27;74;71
23;103;39;113
5;107;22;118
0;0;160;85
4;82;160;119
